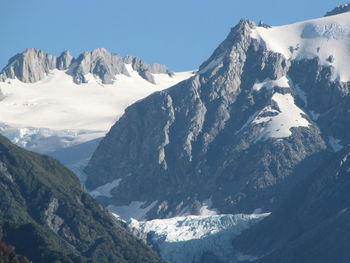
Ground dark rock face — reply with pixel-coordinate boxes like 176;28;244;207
0;135;165;263
234;146;350;263
325;3;350;17
0;48;172;85
85;19;342;220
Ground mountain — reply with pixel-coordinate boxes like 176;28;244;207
0;134;166;263
85;12;350;220
0;48;193;179
233;145;350;263
0;48;173;85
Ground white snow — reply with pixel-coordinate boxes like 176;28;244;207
253;92;310;140
0;68;193;161
0;69;193;132
328;136;343;152
89;178;122;198
107;201;158;221
127;213;270;263
251;12;350;82
252;76;290;91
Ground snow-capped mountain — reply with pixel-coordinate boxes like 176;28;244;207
85;12;350;219
0;48;193;177
83;7;350;262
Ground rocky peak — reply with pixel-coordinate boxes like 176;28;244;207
84;17;327;220
198;19;255;75
0;48;57;83
325;3;350;16
123;56;173;84
56;50;74;70
1;48;174;85
73;48;129;84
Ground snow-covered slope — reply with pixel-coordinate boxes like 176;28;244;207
0;68;192;132
251;12;350;81
127;213;270;263
0;56;193;175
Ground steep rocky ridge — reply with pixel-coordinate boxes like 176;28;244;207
85;16;350;220
0;48;173;85
0;135;165;263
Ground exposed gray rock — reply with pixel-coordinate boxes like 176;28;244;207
123;56;173;84
0;48;57;83
0;48;174;85
44;198;64;234
72;48;129;84
325;3;350;17
85;19;328;220
56;50;74;70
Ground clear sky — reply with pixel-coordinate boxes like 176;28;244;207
0;0;345;71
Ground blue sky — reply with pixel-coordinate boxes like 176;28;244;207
0;0;344;71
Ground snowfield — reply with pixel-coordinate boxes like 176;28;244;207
0;65;193;180
0;66;193;158
251;12;350;82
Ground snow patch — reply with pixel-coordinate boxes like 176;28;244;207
107;201;158;221
252;76;289;91
254;93;310;140
89;178;122;198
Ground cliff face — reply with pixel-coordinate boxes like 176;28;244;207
84;15;350;220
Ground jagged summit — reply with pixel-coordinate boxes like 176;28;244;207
0;48;57;83
325;2;350;16
56;50;74;70
0;48;173;85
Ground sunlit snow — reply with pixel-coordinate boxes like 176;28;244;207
251;12;350;82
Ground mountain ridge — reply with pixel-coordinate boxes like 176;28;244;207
85;13;349;221
0;47;173;85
